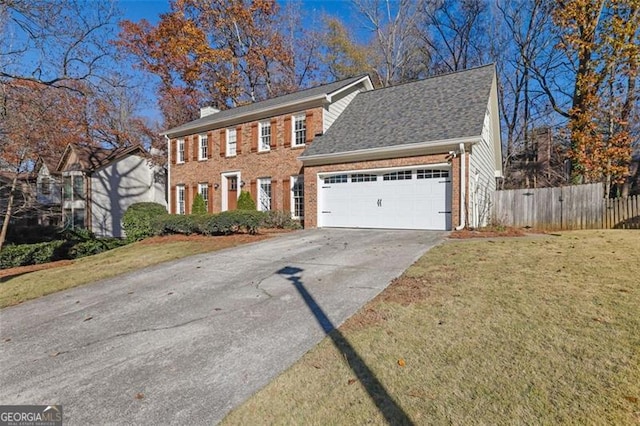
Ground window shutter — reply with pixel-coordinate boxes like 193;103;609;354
251;122;258;152
207;132;213;159
236;126;243;154
192;136;198;161
220;129;226;157
282;178;291;213
171;140;177;165
207;183;213;213
171;185;176;214
270;118;278;150
305;111;314;144
284;116;292;148
250;179;257;203
184;136;190;162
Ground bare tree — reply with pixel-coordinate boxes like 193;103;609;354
417;0;488;74
352;0;428;86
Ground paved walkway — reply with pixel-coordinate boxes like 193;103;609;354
0;229;445;424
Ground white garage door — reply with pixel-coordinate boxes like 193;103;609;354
319;167;452;230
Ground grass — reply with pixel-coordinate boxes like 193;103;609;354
0;234;269;309
222;230;640;425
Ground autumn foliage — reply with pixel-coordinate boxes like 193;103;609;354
117;0;296;128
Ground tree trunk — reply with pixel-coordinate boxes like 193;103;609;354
0;173;19;252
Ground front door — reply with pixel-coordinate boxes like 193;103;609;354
227;176;238;210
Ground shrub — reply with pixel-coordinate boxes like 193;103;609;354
122;202;168;242
152;214;200;235
69;238;127;259
6;225;60;244
263;210;302;229
0;240;65;269
237;191;257;210
191;193;207;215
196;211;267;235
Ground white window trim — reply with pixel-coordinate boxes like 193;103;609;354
226;128;237;157
177;139;185;164
198;182;209;206
176;184;185;215
292;114;306;147
221;171;241;212
291;175;304;219
259;120;271;152
198;134;208;161
257;177;272;212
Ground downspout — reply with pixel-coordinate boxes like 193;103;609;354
455;143;466;230
165;135;171;213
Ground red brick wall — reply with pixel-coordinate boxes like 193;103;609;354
169;107;322;213
303;153;461;229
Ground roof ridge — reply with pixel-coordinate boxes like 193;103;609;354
362;63;495;94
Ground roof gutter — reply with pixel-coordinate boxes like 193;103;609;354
299;136;481;165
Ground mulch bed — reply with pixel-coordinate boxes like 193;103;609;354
449;227;546;239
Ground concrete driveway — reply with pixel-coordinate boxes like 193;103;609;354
0;228;445;424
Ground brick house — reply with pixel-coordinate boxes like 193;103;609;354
163;65;502;230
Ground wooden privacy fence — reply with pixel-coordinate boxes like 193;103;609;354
493;183;640;230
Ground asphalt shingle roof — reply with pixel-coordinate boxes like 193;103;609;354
302;64;496;157
163;75;367;136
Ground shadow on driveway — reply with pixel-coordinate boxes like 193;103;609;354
278;266;413;425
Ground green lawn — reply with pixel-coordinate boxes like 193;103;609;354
223;230;640;425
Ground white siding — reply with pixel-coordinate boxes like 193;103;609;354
323;87;362;132
90;155;167;238
469;101;498;228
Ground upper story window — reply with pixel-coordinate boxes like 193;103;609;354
73;176;84;199
176;185;185;215
39;177;51;195
293;114;306;147
177;139;185;163
199;134;208;160
63;176;72;200
226;128;237;156
63;174;84;201
259;121;271;152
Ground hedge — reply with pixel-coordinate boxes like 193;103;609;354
0;228;128;269
0;241;66;269
122;202;168;242
152;210;268;236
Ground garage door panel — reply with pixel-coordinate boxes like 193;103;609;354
319;168;452;230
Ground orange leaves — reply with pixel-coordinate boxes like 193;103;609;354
117;0;296;126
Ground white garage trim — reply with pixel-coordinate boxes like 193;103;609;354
317;165;453;230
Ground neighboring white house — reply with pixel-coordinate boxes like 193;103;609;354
57;143;166;238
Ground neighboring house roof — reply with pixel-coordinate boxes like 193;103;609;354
301;64;496;159
57;143;147;173
35;155;63;176
162;75;373;137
